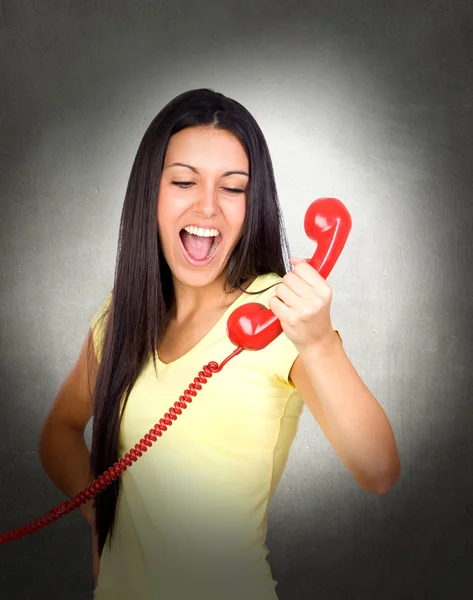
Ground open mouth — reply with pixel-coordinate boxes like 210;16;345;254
179;225;223;265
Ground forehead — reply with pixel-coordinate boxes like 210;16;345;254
164;126;249;169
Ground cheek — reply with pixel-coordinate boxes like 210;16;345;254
156;186;164;224
157;190;175;235
158;186;190;223
236;207;247;237
228;200;246;232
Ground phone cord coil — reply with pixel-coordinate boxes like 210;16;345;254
0;346;244;545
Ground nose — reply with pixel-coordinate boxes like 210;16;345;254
194;183;219;217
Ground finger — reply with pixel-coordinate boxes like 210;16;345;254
289;256;309;265
274;281;307;310
282;270;315;299
292;260;330;291
269;294;293;321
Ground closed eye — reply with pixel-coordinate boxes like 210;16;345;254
171;182;245;194
172;181;194;188
223;187;245;194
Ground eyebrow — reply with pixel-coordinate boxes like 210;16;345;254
165;162;249;177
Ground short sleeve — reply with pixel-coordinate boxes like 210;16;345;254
273;331;300;388
90;291;113;363
272;326;342;388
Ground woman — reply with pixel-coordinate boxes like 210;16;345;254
39;88;400;599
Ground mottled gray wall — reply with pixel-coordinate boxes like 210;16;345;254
1;1;472;598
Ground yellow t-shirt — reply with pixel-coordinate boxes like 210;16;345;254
92;273;304;600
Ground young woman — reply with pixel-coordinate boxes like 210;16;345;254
39;88;400;599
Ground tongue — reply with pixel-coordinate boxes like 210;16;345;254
181;231;213;261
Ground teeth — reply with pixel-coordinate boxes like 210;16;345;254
207;238;219;258
183;225;220;237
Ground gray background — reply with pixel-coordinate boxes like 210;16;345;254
1;1;472;598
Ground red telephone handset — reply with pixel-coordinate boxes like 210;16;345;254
227;197;352;350
0;197;352;545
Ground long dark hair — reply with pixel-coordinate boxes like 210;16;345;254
89;88;291;555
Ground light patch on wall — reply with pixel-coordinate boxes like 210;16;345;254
20;43;439;475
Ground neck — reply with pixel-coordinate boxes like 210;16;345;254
170;272;254;323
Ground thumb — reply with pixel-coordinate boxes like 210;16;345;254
289;256;310;265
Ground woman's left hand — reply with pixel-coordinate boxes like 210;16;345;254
269;256;335;350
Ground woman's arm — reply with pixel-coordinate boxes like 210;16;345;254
289;332;400;494
269;257;400;494
38;329;98;526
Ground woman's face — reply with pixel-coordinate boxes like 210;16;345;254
157;125;249;289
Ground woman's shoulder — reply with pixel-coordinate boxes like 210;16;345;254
90;289;113;362
254;271;284;285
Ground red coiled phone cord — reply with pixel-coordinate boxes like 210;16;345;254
0;346;243;545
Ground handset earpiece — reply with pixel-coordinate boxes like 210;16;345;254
305;197;352;278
